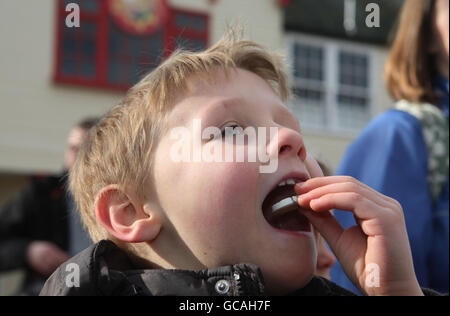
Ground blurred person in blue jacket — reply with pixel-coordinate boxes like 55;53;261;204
331;0;449;294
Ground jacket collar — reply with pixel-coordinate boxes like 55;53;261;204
41;240;355;296
41;240;266;296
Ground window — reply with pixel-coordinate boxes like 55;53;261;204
287;34;372;133
291;43;326;128
337;51;370;130
57;0;101;85
54;0;209;90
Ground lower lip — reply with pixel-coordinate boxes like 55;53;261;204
265;220;314;238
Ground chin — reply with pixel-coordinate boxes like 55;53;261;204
262;256;316;295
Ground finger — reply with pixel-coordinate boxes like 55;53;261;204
296;176;398;210
298;182;392;210
296;176;352;194
298;208;344;252
307;192;387;221
296;176;372;194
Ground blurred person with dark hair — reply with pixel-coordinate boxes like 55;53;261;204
332;0;449;293
0;117;99;295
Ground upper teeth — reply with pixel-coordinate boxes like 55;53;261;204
278;178;296;187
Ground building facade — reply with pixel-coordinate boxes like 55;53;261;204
0;0;401;208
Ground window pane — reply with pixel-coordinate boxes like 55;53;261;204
337;93;369;130
107;21;164;86
81;39;96;58
61;59;75;76
291;87;326;128
292;101;326;129
337;94;367;107
60;20;97;79
63;34;76;53
175;13;206;32
291;42;325;128
293;43;323;81
293;88;324;102
337;51;370;130
80;62;95;78
339;51;368;88
107;62;121;84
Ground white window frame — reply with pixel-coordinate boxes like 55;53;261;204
285;32;376;135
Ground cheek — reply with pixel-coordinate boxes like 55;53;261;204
154;137;260;236
190;161;260;230
158;159;261;265
191;162;261;264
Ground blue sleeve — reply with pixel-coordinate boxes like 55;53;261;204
330;110;433;293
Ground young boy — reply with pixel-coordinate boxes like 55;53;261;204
40;34;437;296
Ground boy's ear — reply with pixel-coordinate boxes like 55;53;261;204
95;185;162;243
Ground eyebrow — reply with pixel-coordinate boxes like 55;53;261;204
199;97;245;122
205;97;245;113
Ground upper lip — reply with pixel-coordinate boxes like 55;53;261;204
262;171;310;205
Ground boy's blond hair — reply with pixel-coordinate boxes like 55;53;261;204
70;31;290;249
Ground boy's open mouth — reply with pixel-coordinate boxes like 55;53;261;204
262;178;311;232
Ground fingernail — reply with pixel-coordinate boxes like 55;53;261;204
295;182;305;193
297;194;307;206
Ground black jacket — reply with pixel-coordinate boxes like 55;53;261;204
0;173;70;294
39;240;443;296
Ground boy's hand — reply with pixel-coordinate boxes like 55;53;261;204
296;157;423;296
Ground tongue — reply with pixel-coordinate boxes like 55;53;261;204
262;185;310;232
269;210;310;231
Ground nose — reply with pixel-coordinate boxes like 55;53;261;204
268;127;306;162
